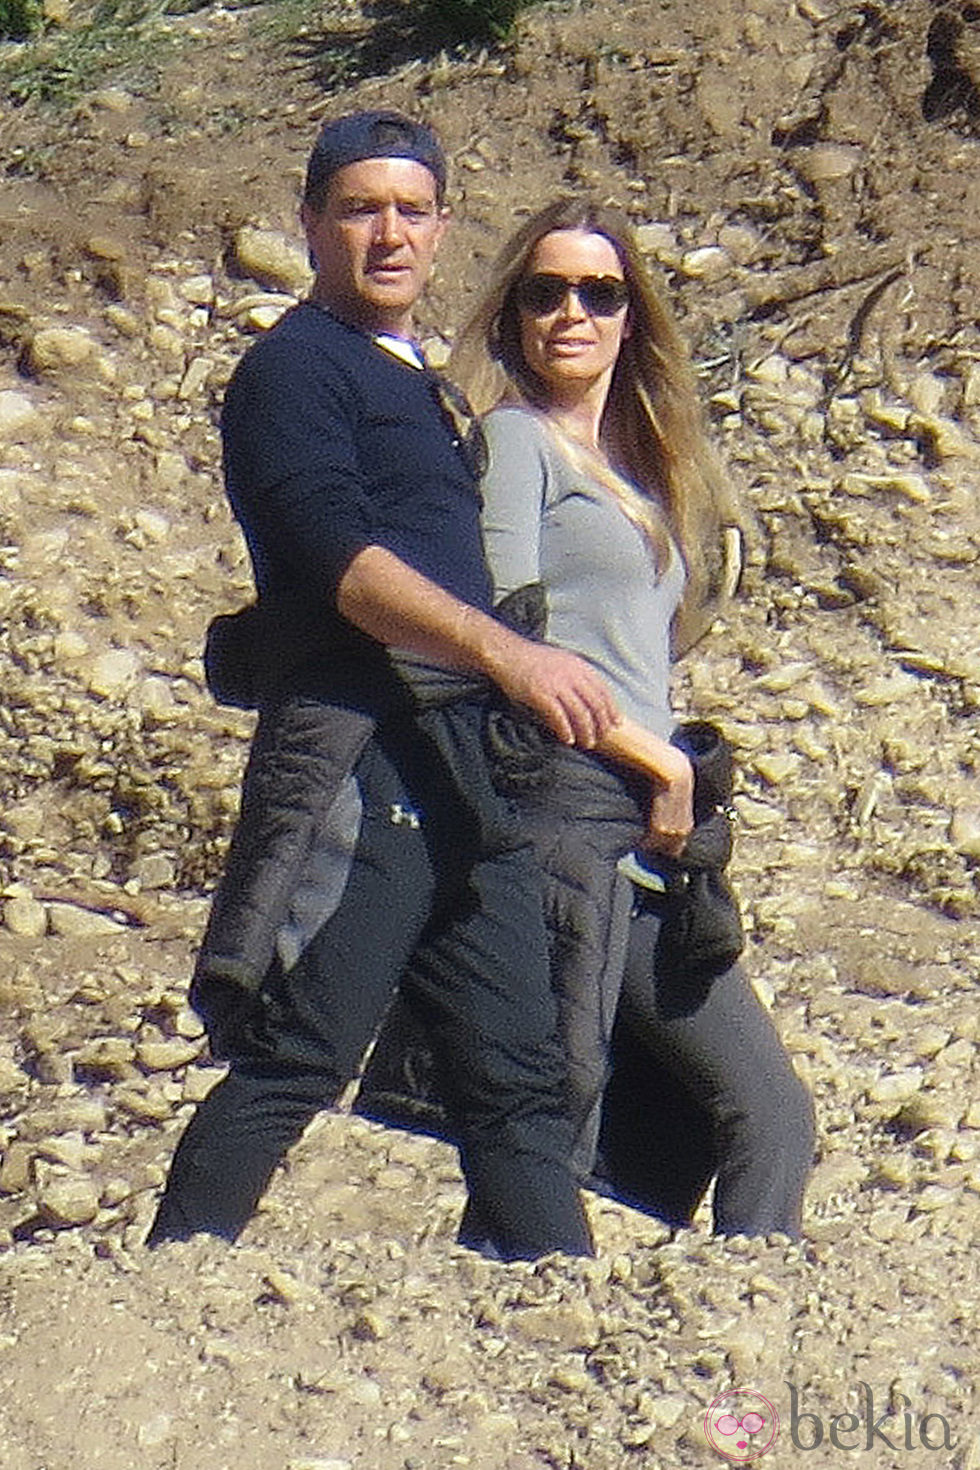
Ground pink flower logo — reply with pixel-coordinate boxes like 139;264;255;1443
704;1389;780;1461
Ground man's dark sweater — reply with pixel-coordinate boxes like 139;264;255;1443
222;302;492;630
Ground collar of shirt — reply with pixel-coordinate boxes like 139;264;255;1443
372;333;425;370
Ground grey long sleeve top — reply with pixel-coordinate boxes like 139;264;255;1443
480;406;684;740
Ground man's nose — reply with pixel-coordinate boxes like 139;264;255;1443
372;205;404;246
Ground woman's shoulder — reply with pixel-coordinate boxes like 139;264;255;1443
483;403;552;448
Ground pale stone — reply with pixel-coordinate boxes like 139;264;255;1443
245;303;291;332
27;326;98;374
130;853;175;889
892;1093;962;1133
137;1414;174;1449
228;290;297;321
648;1395;687;1428
1;802;46;839
21;527;69;564
48;903;127;938
148;323;185;358
868;1071;924;1106
0;1140;33;1190
862;395;911;433
84;234;127;262
717;223;761;265
855;671;920;706
90;87;133;111
679;246;731;281
752;752;800;785
53;630;90;661
177;356;212;400
910;412;980;462
175;1007;206;1039
907;372;945;416
154;450;189;490
746;353;790;387
182;1067;221;1103
842;470;931;503
38;1171;100;1226
134;676;176;714
36;1131;91;1171
112;1087;173;1123
549;1365;593;1393
963;363;980;408
695;69;743;135
86;649;141;698
0;1057;27;1098
134;508;170;542
3;896;48;938
178;275;214;306
915;1184;958;1211
950;806;980;860
105;304;141;336
286;1460;353;1470
795;144;862;183
634;222;677;258
509;1299;599;1349
351;1309;389;1341
233;226;311;296
0;390;40;438
734;796;780;828
136;1037;205;1071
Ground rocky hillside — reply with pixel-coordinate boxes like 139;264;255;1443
0;2;979;1467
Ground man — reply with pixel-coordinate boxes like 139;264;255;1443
147;110;616;1259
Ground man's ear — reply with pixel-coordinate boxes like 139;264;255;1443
300;202;318;271
623;308;633;340
433;204;451;249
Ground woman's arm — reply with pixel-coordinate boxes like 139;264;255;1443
595;716;694;858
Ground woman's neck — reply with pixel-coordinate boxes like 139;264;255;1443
540;378;610;455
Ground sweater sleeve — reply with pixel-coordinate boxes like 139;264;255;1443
222;334;374;606
479;409;550;600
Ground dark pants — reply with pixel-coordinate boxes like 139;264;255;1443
598;903;815;1237
147;706;591;1261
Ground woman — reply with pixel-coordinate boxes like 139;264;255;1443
447;197;815;1238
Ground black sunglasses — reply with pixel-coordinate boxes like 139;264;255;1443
515;272;630;318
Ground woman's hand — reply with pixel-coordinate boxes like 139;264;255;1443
645;751;694;858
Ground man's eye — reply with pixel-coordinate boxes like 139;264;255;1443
401;206;433;221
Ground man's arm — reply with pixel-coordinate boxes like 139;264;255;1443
337;545;618;748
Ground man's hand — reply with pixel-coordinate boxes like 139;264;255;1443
337;545;618;746
482;629;618;748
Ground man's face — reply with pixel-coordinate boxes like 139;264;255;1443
302;157;448;335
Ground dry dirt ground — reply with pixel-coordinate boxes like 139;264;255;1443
0;1;979;1467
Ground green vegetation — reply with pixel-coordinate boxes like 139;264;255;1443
0;0;534;112
0;0;42;40
0;0;181;106
414;0;530;43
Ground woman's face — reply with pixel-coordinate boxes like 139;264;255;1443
516;229;630;398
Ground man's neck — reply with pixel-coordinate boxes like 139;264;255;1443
310;283;414;340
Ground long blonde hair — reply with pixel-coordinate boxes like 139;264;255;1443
450;197;740;653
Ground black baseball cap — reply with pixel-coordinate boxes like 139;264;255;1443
304;110;447;209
